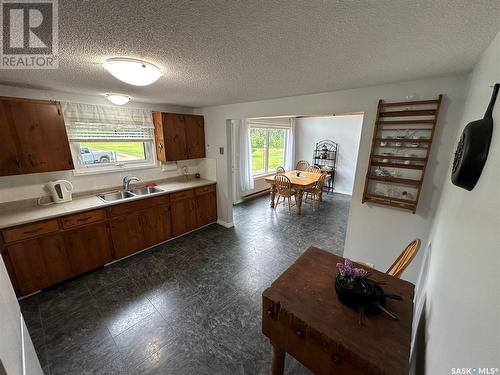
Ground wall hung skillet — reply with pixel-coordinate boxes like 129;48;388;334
451;83;499;191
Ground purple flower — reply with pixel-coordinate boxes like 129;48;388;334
353;268;368;278
336;258;367;279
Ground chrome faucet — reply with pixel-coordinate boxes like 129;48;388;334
123;176;140;191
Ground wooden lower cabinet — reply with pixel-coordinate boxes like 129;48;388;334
63;222;113;275
7;234;72;295
196;191;217;227
109;212;144;259
171;195;197;237
110;205;173;260
2;184;217;296
141;206;172;248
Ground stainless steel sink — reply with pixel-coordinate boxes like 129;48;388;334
97;190;135;202
97;186;164;202
129;186;164;196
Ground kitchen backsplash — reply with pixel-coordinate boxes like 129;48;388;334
0;158;216;204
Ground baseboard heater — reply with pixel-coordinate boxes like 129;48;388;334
243;188;270;200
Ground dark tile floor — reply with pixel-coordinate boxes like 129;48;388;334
21;193;351;375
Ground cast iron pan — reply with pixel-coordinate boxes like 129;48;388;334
335;278;402;325
452;83;499;190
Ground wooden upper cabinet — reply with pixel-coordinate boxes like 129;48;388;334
185;115;206;159
0;97;74;176
152;112;205;162
152;112;166;161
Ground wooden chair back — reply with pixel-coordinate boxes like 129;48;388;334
307;165;321;174
386;239;421;278
274;174;292;195
295;160;310;171
276;166;286;174
316;172;328;189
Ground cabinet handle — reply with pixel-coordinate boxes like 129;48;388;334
158;143;164;150
295;330;303;338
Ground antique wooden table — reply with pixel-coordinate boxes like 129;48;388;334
264;171;322;215
262;247;414;375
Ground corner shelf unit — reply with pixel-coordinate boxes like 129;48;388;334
362;95;443;213
312;139;337;193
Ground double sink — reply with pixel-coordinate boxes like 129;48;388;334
97;186;164;202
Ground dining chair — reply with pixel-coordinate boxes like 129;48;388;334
274;174;296;214
386;239;421;278
306;165;321;174
276;166;286;174
295;160;310;171
304;172;328;208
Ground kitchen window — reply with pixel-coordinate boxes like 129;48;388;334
62;102;156;174
249;120;289;176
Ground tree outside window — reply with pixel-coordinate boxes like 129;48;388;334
250;127;286;176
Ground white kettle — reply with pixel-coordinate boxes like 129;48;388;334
46;180;73;203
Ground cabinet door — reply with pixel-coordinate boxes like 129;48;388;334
140;205;172;248
7;234;72;295
0;98;74;176
152;112;166;162
196;192;217;227
164;113;188;161
0;100;23;175
185;115;205;159
171;198;197;237
63;222;113;275
109;213;144;259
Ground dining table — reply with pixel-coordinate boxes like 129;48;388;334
262;247;415;375
264;170;322;215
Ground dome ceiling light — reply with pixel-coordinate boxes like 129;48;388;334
105;93;130;105
103;58;161;86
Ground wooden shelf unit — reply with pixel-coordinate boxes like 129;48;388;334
362;95;443;213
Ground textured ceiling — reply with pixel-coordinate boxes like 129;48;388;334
1;0;499;107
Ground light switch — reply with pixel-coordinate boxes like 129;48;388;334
219;147;224;155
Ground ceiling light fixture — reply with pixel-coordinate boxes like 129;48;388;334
105;93;130;105
103;58;161;86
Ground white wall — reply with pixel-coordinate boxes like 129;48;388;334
0;257;43;375
0;85;221;204
295;115;363;195
421;31;500;374
196;74;468;283
0;158;216;204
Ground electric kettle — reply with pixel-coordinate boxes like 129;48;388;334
46;180;74;203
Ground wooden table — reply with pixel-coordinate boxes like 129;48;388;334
262;247;414;375
264;171;322;214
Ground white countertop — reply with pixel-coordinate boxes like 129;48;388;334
0;178;216;229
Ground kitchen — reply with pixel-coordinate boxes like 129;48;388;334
0;2;499;375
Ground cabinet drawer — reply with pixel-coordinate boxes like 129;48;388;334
108;195;169;217
61;209;106;229
170;189;194;202
194;184;216;196
2;219;59;243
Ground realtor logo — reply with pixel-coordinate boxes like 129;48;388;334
0;0;58;69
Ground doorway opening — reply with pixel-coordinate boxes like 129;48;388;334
228;112;364;255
